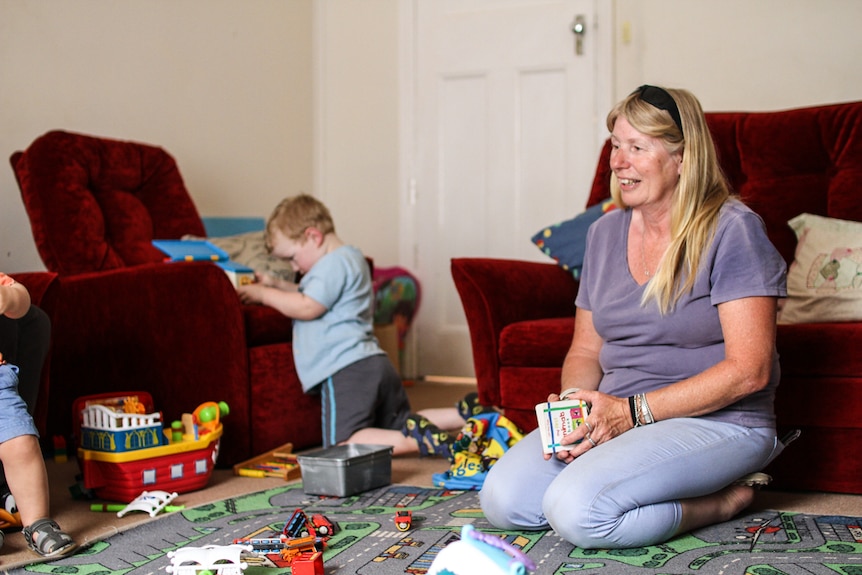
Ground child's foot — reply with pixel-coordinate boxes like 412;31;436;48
457;392;495;420
0;487;21;530
402;414;454;458
23;518;76;558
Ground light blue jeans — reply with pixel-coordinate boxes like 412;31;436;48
480;418;781;548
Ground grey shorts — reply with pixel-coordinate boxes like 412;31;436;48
319;354;411;447
0;364;38;444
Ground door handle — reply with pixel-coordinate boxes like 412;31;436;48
571;14;586;55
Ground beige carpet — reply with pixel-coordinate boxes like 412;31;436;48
3;380;861;571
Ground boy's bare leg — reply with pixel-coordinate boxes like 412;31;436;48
344;428;420;456
342;406;467;457
417;407;464;432
0;434;49;526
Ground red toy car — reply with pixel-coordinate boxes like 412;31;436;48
394;510;412;531
311;514;336;537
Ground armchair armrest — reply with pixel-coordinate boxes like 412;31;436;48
9;271;58;307
451;258;579;406
44;261;254;464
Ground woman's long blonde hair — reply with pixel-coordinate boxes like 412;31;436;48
607;88;731;314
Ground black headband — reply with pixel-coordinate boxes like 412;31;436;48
634;85;684;137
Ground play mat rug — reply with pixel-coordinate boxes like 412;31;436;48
20;484;862;575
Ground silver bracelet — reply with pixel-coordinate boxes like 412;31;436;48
637;393;655;425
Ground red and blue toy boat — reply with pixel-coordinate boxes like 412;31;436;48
75;393;227;502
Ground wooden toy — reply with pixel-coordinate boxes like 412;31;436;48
232;442;301;481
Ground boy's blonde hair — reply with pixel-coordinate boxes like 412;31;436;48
266;194;336;248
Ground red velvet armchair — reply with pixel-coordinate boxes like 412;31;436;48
10;130;322;466
452;100;862;493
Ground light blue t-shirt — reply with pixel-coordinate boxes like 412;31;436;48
576;200;787;427
292;245;383;391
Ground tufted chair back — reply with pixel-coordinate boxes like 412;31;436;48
10;130;206;276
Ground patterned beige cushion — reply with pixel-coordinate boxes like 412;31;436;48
778;213;862;324
184;231;295;282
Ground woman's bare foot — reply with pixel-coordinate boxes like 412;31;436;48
718;483;757;520
676;483;756;536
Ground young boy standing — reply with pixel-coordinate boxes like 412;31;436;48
237;195;472;457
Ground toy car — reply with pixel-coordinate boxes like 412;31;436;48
311;514;336;537
394;510;412;531
284;508;312;538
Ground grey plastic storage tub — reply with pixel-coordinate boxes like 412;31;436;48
297;444;393;497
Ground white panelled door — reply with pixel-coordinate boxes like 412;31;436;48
409;0;611;378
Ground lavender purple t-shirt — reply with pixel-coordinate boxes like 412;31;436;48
575;200;787;427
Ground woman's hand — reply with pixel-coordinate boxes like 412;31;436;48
543;389;633;464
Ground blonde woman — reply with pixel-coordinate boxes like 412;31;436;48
480;86;787;548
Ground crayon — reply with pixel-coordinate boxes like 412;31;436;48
236;468;285;478
272;452;298;461
255;463;287;471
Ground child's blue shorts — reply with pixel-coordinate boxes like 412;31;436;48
0;363;38;444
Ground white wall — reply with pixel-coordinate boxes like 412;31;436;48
0;0;313;273
613;0;862;111
2;0;860;276
313;0;401;268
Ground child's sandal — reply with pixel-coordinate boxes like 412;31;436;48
23;518;76;558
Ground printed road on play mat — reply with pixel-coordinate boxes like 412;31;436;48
20;484;862;575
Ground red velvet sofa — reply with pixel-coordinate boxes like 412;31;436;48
10;130;323;466
452;100;862;494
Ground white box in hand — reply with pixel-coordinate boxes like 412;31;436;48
535;399;590;454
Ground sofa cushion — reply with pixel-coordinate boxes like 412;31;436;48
185;231;296;282
779;213;862;324
531;200;617;278
499;317;574;367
